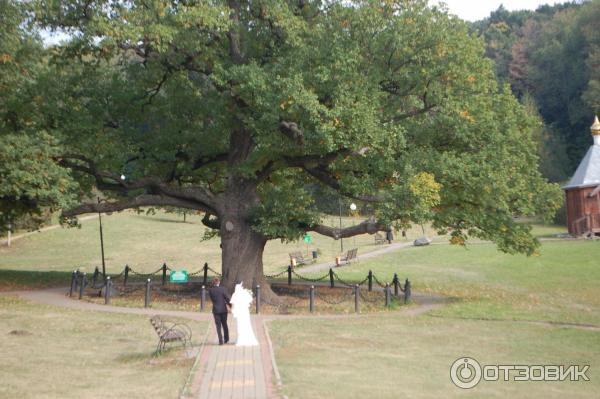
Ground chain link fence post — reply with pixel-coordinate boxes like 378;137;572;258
78;273;86;300
145;279;151;308
309;285;315;313
329;268;334;288
368;270;373;292
287;265;292;285
92;267;99;288
404;279;411;304
385;283;391;307
202;262;208;286
354;284;360;313
393;273;399;296
104;276;112;305
123;265;129;287
74;270;80;293
200;285;206;311
69;271;76;297
162;263;167;286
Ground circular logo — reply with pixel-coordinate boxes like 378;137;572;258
450;357;482;389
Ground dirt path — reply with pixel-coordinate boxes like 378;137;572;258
299;241;416;273
0;215;98;246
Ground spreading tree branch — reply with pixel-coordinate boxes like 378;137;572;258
57;154;218;213
304;217;389;239
62;194;203;217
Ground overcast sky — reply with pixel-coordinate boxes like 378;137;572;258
437;0;564;21
42;1;566;45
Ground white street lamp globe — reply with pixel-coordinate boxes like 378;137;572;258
350;203;357;211
120;174;126;181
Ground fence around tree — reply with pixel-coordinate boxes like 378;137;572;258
68;263;411;313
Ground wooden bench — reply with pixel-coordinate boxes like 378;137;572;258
289;251;308;266
374;233;386;245
337;248;358;266
150;316;192;354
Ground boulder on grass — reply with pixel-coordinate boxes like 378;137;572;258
413;237;432;246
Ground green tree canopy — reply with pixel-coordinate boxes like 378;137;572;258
0;0;78;233
5;0;560;294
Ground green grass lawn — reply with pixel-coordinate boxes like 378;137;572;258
0;210;434;278
306;240;600;325
267;239;600;398
269;314;599;399
0;295;207;399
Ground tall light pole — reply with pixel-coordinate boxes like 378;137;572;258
350;203;357;248
98;197;106;278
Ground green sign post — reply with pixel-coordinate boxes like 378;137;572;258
303;234;312;243
169;270;188;283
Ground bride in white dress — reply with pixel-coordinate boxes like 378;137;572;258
230;282;258;346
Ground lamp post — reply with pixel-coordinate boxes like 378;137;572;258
339;202;358;253
350;203;357;248
97;197;107;278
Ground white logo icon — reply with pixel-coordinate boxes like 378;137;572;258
450;357;482;389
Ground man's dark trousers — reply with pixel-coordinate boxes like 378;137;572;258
208;285;231;344
213;312;229;345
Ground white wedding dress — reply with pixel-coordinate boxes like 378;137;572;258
230;282;259;346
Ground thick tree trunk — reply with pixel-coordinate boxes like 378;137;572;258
219;196;279;302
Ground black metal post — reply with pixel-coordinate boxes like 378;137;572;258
393;273;399;297
329;268;334;288
200;285;206;311
104;277;112;305
385;283;391;307
354;284;360;313
98;197;106;278
309;285;315;313
202;262;208;286
287;265;292;285
162;263;167;286
74;270;80;293
144;279;151;308
255;285;261;314
404;279;411;304
368;270;373;292
69;271;76;297
78;273;86;299
123;265;129;287
92;267;99;288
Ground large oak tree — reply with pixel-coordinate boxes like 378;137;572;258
7;0;561;297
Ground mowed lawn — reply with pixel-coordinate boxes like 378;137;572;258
269;240;600;398
0;210;434;278
0;295;207;399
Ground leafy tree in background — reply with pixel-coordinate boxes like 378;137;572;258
474;1;600;181
0;0;78;235
6;0;560;297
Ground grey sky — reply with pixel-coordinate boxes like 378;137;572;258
42;1;564;46
437;0;563;21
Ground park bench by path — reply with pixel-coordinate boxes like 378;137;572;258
289;251;309;266
336;248;358;266
374;233;386;245
150;315;192;354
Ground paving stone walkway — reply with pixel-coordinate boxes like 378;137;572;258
188;317;276;399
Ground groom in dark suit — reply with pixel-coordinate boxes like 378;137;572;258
208;277;231;345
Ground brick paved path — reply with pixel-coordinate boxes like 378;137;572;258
189;317;274;399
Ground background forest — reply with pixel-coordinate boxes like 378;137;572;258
474;0;600;183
